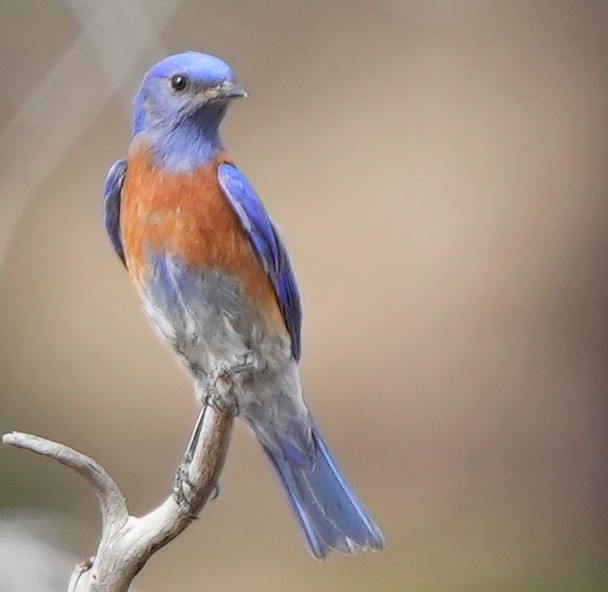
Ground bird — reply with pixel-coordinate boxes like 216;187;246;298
103;51;384;559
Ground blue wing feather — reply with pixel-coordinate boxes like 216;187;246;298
103;159;127;266
217;163;302;360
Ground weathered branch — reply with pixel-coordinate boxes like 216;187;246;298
3;404;234;592
2;432;129;537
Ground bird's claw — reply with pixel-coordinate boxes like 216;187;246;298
173;454;200;519
204;353;257;417
211;483;221;500
173;405;223;516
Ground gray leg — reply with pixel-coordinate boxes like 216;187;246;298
173;405;208;517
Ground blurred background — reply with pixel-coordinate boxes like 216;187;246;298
1;1;607;590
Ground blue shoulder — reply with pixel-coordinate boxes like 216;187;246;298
217;163;302;360
103;159;127;266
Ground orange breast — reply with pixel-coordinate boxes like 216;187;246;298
120;145;285;329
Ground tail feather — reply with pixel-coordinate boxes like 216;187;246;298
256;420;385;559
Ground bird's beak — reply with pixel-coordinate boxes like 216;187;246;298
221;80;248;99
202;81;248;101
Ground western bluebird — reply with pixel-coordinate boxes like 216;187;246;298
103;52;384;558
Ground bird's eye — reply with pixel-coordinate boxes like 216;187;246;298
170;74;189;92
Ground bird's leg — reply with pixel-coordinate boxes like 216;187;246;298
173;405;207;518
174;352;257;514
204;352;257;416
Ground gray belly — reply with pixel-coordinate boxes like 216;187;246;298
138;256;294;409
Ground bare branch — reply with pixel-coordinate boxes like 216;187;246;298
2;432;128;534
2;404;234;592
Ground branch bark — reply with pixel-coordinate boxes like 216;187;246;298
3;404;233;592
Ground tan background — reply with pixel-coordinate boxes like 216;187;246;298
1;1;607;590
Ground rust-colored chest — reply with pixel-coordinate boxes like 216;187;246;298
120;148;284;328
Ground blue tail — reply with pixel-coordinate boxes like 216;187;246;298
255;420;385;559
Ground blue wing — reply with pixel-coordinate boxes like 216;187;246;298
218;163;302;360
103;159;127;266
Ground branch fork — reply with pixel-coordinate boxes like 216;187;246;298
3;404;233;592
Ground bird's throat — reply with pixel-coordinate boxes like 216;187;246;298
139;114;225;174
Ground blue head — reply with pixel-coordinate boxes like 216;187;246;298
132;52;247;171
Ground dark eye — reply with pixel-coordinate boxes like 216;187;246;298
170;74;189;92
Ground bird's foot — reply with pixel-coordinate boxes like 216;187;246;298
173;405;210;518
204;352;257;417
174;462;220;516
173;404;223;517
173;454;199;519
